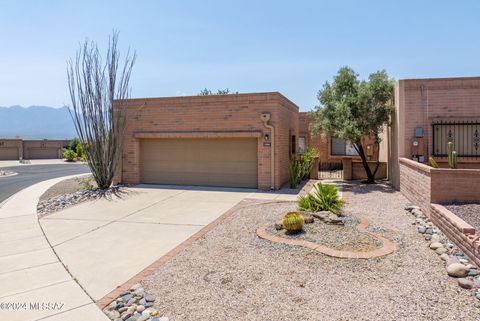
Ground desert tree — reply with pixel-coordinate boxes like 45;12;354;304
310;66;394;183
67;31;136;189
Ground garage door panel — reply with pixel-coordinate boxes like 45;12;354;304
140;138;257;188
27;148;60;159
0;148;19;160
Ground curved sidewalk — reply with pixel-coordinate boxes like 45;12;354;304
0;175;108;321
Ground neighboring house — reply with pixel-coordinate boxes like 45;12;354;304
298;113;388;180
116;92;387;189
0;139;69;160
389;76;480;189
0;139;22;160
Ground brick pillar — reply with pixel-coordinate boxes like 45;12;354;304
309;157;319;179
342;158;352;180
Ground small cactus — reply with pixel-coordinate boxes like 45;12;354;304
451;151;457;169
447;142;457;169
282;212;304;233
429;156;439;168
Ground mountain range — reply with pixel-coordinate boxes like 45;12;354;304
0;105;77;139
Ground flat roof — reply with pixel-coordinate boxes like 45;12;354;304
115;91;300;110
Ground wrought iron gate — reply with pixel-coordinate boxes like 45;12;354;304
318;161;343;179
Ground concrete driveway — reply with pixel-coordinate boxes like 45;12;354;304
39;185;258;301
0;175;108;321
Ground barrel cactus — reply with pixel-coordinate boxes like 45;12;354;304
282;212;304;233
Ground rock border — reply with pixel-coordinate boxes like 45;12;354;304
103;283;168;321
405;205;480;300
0;170;17;178
257;215;396;259
37;185;126;217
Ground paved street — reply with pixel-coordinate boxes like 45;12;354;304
0;164;90;203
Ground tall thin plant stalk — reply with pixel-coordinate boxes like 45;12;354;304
67;31;136;189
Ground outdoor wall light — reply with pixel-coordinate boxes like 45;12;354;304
264;133;270;141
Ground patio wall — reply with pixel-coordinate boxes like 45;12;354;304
400;157;480;210
399;158;432;214
430;204;480;267
400;157;480;266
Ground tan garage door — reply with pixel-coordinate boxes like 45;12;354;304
0;148;19;160
27;148;60;159
140;138;258;188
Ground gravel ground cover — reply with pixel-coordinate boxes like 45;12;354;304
39;175;96;201
268;215;382;252
141;182;480;321
37;175;127;217
445;203;480;235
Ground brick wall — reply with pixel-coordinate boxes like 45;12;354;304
430;168;480;203
390;77;480;187
400;157;480;210
118;92;299;190
351;161;387;180
400;157;480;265
430;204;480;267
399;158;432;214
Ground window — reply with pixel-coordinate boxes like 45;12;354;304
331;138;358;156
433;122;480;157
298;137;306;155
291;135;296;154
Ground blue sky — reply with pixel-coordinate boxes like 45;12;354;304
1;1;479;111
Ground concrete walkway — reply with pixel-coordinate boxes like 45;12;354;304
0;175;108;321
0;174;304;320
39;184;302;302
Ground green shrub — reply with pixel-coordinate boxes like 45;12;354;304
300;148;318;179
288;157;304;188
288;148;318;188
297;182;345;214
75;143;85;160
63;149;77;162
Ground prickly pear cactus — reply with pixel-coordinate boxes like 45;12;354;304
282;212;304;233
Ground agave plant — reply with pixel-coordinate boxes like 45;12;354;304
298;182;345;214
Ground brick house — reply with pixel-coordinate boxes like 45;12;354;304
0;139;69;160
389;76;480;189
116;92;385;189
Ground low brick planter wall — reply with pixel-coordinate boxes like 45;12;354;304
399;158;432;215
399;158;480;266
399;157;480;213
430;203;480;267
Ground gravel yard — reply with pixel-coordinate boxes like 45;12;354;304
445;203;480;235
37;175;127;217
268;215;382;252
141;182;480;321
39;175;96;201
